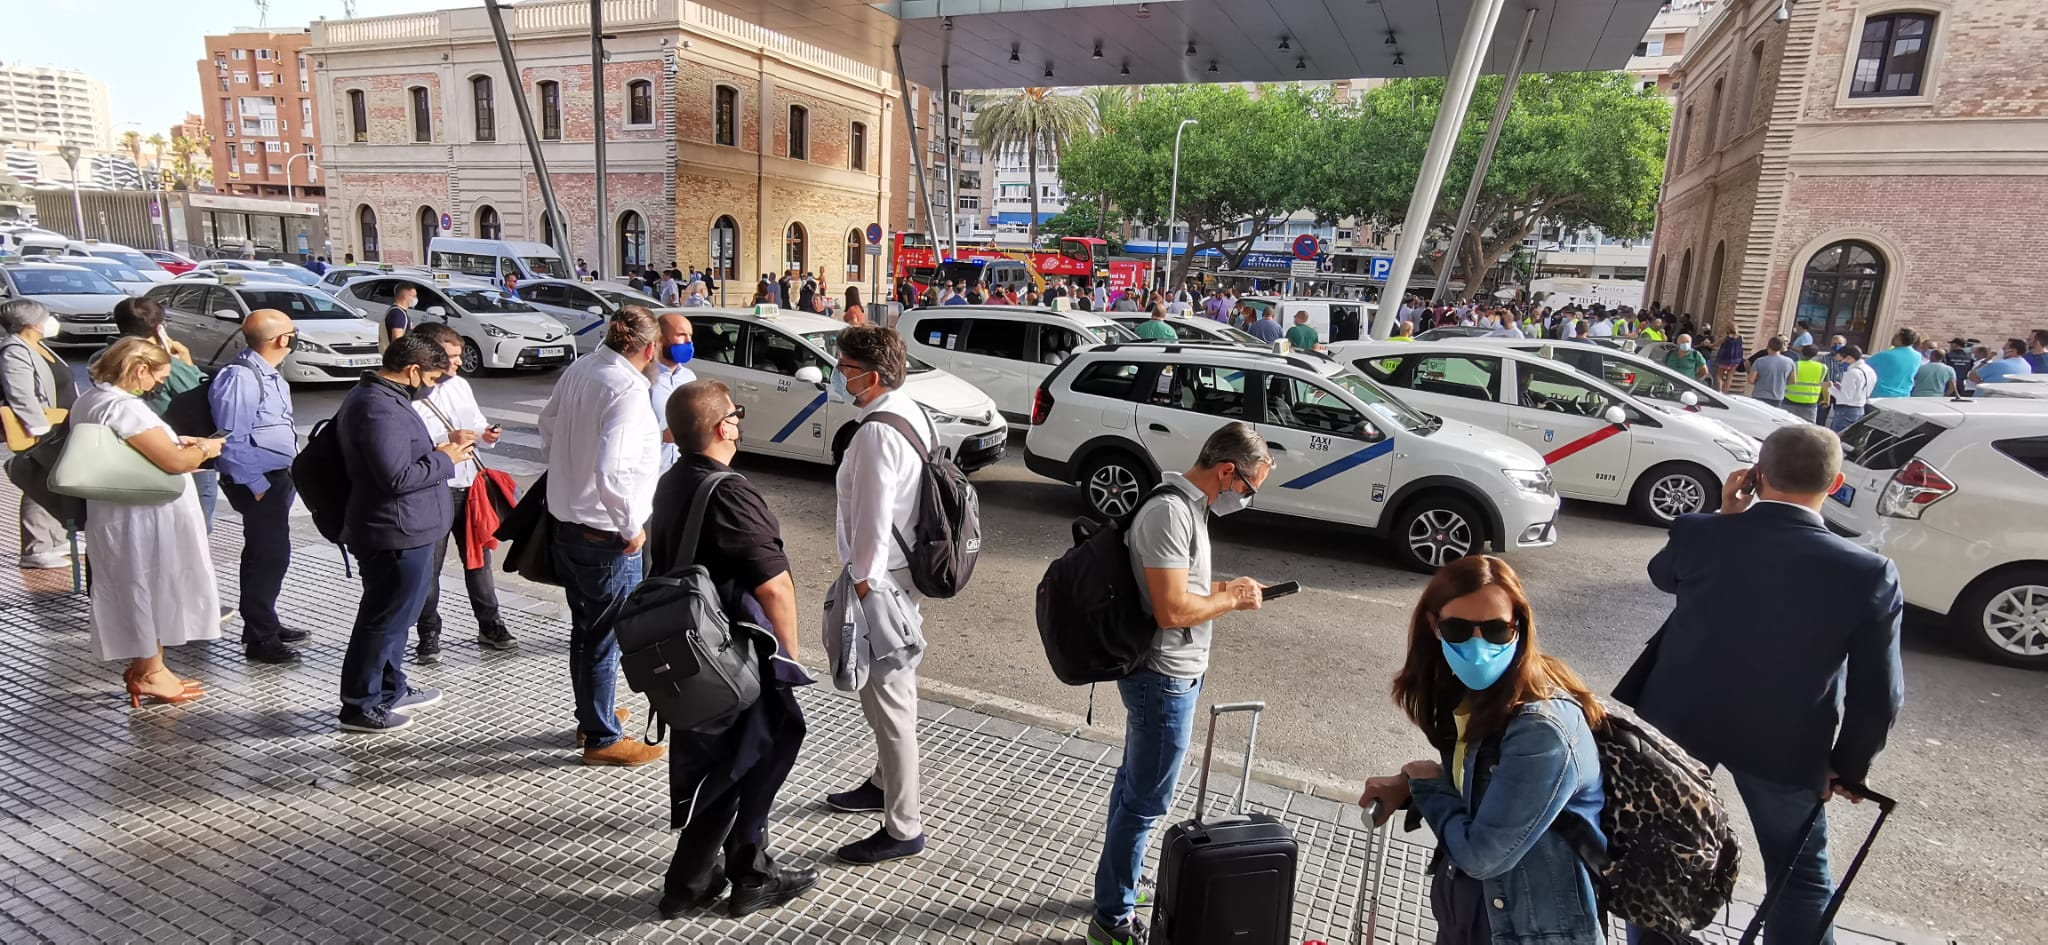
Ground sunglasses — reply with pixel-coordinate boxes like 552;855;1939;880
722;404;746;422
1437;617;1519;646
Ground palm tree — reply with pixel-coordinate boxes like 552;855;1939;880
968;88;1093;247
120;130;142;165
167;133;211;191
145;133;168;170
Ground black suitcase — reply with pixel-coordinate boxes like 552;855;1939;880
1153;701;1299;945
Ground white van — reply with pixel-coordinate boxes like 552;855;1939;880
426;237;568;287
1239;296;1375;344
897;305;1140;424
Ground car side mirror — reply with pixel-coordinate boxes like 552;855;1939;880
1356;421;1383;441
586;305;603;315
1603;405;1628;427
1679;390;1700;408
794;365;825;386
426;305;447;317
213;308;240;321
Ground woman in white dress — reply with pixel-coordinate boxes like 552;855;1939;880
71;337;226;705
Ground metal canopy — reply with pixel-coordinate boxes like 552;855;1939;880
692;0;1662;88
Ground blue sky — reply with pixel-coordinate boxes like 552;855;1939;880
0;0;448;140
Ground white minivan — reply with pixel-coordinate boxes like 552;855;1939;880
1239;296;1376;344
898;305;1139;424
427;237;568;287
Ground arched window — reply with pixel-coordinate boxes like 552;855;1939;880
417;205;439;260
845;229;866;282
1704;79;1725;155
1675;247;1694;315
1795;240;1886;348
538;80;561;140
1851;13;1935;98
714;86;738;146
783;222;807;273
1700;241;1727;328
539;210;558;250
628;79;654;126
409;87;431;142
618;211;647;270
710;215;739;280
471;76;495;141
357;204;380;261
476;204;501;240
348;89;367;143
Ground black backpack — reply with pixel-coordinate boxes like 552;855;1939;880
1034;484;1196;686
161;372;218;438
862;409;979;599
613;471;767;740
291;417;350;546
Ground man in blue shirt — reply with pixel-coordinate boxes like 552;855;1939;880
1972;338;2036;385
211;309;306;665
2028;329;2048;373
1246;310;1285;344
1863;327;1924;399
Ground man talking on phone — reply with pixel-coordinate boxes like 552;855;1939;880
1086;422;1273;945
212;309;304;665
1618;425;1904;945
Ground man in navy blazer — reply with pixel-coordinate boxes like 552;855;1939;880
1621;424;1904;945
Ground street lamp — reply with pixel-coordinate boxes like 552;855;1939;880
283;151;318;203
1162;118;1198;295
57;144;84;238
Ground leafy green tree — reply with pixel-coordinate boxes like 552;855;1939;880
1339;72;1668;291
969;88;1094;245
1041;203;1124;252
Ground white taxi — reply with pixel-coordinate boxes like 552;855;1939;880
144;274;381;384
1467;338;1803;441
1332;340;1758;525
1024;342;1560;572
1108;312;1266;347
0;259;126;346
897;305;1139;424
689;307;1009;473
332;273;574;375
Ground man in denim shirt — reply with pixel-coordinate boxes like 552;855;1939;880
1086;422;1271;945
210;310;306;665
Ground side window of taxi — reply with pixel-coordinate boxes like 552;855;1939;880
1409;355;1501;402
1149;363;1246;418
694;319;744;365
1265;375;1371;440
746;326;827;377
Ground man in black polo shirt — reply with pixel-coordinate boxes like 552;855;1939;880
647;378;817;920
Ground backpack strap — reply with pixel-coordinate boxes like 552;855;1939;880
859;407;932;462
416;394;489;474
671;470;737;576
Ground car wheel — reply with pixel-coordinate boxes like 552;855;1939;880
1630;463;1717;526
1955;567;2048;669
1082;450;1153;519
1392;494;1484;574
459;338;483;377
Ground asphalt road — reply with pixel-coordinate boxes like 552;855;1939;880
281;368;2045;943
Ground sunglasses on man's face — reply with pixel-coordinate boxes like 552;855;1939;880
722;404;746;422
1436;616;1519;646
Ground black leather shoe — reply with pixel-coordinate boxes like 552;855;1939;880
276;628;311;644
415;632;442;665
727;865;820;918
244;641;301;664
657;868;727;919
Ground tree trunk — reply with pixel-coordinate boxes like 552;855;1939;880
1026;139;1041;247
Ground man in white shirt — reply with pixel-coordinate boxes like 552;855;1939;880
1828;345;1877;433
822;325;936;866
406;323;516;661
1590;314;1616;337
539;307;667;767
647;312;697;473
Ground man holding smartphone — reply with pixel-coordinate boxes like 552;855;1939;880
407;323;515;661
211;309;305;665
1087;422;1272;945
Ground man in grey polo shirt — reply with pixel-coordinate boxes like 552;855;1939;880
1749;336;1796;409
1086;422;1273;945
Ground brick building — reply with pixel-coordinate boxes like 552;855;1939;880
198;29;323;201
310;0;898;292
1648;0;2048;352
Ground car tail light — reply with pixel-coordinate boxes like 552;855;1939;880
1031;386;1054;425
1876;457;1955;519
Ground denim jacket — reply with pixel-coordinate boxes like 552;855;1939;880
1409;696;1607;945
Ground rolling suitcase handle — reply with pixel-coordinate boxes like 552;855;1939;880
1350;800;1393;945
1193;701;1265;825
1737;783;1897;945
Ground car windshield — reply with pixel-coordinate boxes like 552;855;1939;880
80;262;148;283
1089;322;1140;343
1328;368;1436;434
247;263;321;286
443;287;537;314
594;288;662;308
240;289;360;320
523;256;567;278
92;251;163;272
1218;326;1262;345
802;328;935;374
9;268;122;295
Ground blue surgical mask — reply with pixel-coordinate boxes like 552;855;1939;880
1678;342;1692;352
829;370;851;403
1440;636;1517;690
667;341;694;364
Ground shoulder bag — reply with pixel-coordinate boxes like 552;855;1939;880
48;422;186;505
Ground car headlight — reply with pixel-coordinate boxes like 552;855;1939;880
290;336;332;355
1716;438;1759;464
480;323;514;338
1502;468;1555;496
925;410;964;425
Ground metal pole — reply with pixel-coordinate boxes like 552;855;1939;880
1164;117;1196;296
590;0;608;278
59;147;84;238
938;63;954;258
891;45;942;258
1371;0;1510;338
1433;6;1536;305
484;0;571;261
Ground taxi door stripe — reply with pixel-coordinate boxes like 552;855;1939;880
1278;439;1395;490
1541;425;1625;464
573;320;605;336
769;391;830;443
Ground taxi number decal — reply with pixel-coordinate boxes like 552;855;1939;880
1595;472;1617;481
1308;435;1331;453
777;378;790;392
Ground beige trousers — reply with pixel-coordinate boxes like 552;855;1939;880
857;669;923;840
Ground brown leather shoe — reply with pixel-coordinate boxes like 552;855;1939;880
574;707;632;746
582;736;665;767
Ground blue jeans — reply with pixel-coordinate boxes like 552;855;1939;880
192;469;219;533
338;543;437;722
551;525;643;750
1092;670;1202;927
1628;772;1833;945
1828;403;1865;432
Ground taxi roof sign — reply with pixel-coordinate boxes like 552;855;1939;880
753;303;779;318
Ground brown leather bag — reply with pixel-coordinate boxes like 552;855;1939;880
1;406;66;452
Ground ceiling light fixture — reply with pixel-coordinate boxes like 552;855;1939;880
1208;60;1219;73
1044;63;1055;78
1093;42;1104;60
1773;0;1792;22
1392;51;1405;67
1186;41;1197;57
1296;57;1307;70
1009;46;1020;63
941;15;953;30
1135;3;1150;18
1278;36;1291;50
1385;31;1397;45
1120;62;1131;77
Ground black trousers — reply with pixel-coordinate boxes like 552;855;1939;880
417;486;503;638
220;468;295;647
664;685;807;899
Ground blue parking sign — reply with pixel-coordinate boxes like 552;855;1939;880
1367;256;1393;281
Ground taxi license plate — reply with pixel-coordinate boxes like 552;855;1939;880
344;356;380;368
537;346;566;358
68;323;118;335
972;431;1006;451
1828;483;1855;506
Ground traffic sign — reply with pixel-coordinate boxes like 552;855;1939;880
1366;256;1393;281
866;223;883;245
1290;259;1318;278
864;243;883;256
440;213;452;232
1291;234;1319;260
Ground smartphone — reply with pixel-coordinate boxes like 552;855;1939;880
1263;581;1301;599
209;429;230;440
1737;469;1759;498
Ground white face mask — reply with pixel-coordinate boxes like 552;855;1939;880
39;316;60;338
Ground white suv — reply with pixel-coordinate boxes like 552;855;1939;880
1024;343;1560;572
334;273;574;375
1822;398;2048;668
898;306;1139;424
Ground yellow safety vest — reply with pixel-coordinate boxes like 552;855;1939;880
1640;327;1666;342
1785;359;1827;404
